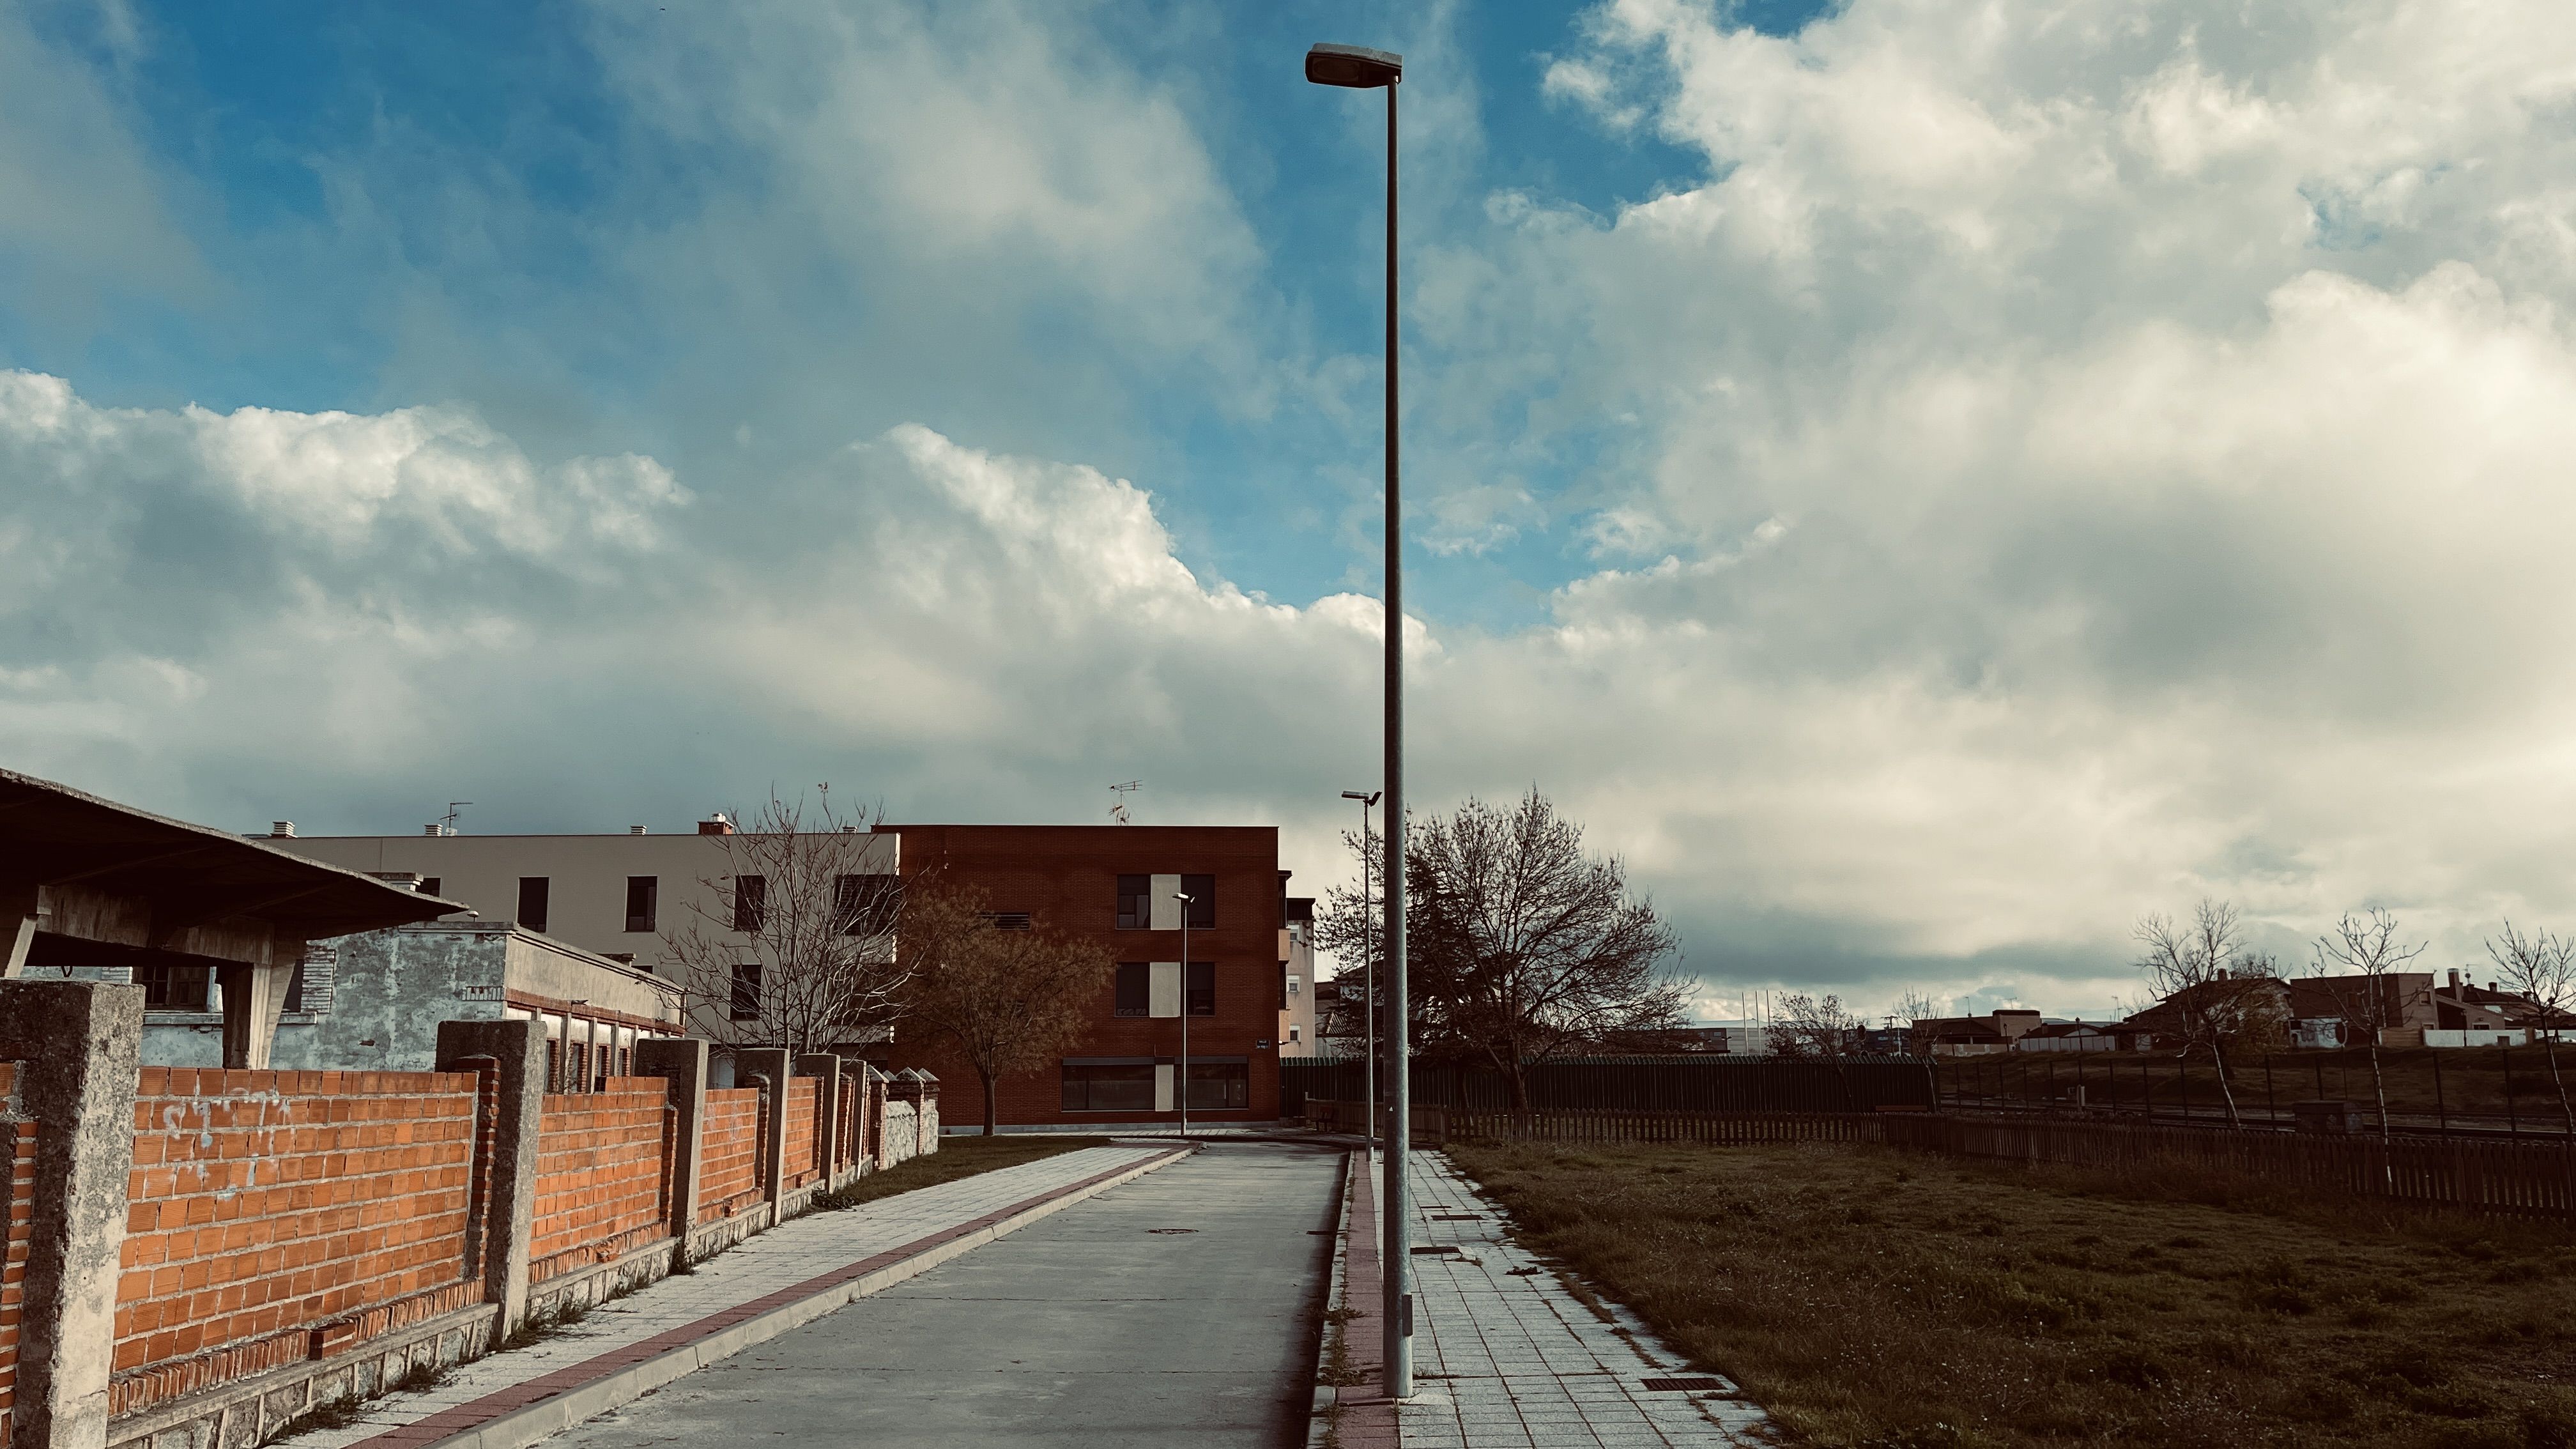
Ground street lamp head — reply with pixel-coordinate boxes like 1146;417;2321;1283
1306;43;1402;88
1341;789;1382;805
1172;891;1194;903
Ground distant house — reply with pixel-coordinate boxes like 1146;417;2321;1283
1910;1009;2043;1057
2126;970;2545;1050
2012;1022;2150;1054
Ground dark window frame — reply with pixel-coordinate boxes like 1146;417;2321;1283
1114;962;1150;1018
1181;875;1215;928
625;875;658;933
1184;1057;1250;1110
733;875;767;933
1186;960;1215;1018
1115;874;1149;930
517;876;551;935
730;961;763;1021
834;873;900;937
1061;1059;1157;1112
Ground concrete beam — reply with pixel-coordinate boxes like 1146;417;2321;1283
635;1038;710;1239
0;978;143;1449
437;1018;549;1336
735;1048;791;1209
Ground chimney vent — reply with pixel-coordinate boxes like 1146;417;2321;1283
698;815;735;836
270;822;296;838
630;825;648;835
2449;969;2460;990
424;824;444;836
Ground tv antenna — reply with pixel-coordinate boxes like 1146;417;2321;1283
1108;781;1143;825
434;801;471;837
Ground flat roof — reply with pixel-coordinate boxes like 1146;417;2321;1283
0;767;465;942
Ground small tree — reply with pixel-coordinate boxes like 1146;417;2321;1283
1772;992;1864;1058
1315;790;1685;1113
663;789;910;1060
897;881;1114;1135
2310;908;2427;1142
2488;919;2576;1134
2135;900;2287;1128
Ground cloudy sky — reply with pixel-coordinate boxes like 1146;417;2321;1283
9;0;2576;1020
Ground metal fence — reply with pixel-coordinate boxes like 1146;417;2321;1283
1436;1108;2576;1218
1278;1054;1937;1117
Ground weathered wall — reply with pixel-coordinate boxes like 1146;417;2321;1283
696;1088;764;1223
881;1100;919;1169
528;1081;672;1284
116;1068;480;1417
271;931;509;1072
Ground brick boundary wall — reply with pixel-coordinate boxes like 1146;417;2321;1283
783;1080;820;1193
527;1080;674;1285
0;981;941;1449
112;1069;482;1418
695;1089;766;1224
0;1062;31;1448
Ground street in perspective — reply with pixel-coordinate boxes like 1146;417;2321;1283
8;4;2576;1449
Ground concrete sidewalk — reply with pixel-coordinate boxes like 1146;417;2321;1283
553;1140;1344;1448
294;1143;1185;1449
1322;1150;1775;1448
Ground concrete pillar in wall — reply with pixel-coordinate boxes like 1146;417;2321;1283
436;1018;549;1338
795;1054;842;1183
0;883;40;977
0;978;142;1449
216;950;299;1069
735;1046;792;1208
634;1038;709;1238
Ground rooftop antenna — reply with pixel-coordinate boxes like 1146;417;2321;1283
434;801;471;837
1109;780;1143;825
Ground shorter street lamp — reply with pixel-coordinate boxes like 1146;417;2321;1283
1174;891;1195;1139
1340;788;1381;1145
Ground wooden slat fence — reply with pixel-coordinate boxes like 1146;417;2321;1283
1439;1108;2576;1218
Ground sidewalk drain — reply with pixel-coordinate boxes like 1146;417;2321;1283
1411;1245;1460;1255
1432;1213;1481;1221
1641;1377;1729;1393
1147;1227;1198;1234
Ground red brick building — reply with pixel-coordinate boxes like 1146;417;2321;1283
880;824;1289;1129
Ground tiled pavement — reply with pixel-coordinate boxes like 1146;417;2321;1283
1322;1149;1775;1448
298;1144;1183;1449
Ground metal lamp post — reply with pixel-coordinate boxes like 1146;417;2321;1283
1340;788;1381;1147
1173;891;1194;1140
1307;39;1409;1402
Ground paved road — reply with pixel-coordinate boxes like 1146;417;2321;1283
552;1141;1343;1448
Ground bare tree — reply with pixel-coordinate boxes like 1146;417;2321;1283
1772;992;1864;1058
1392;790;1685;1112
663;789;910;1060
1892;990;1942;1027
2135;901;2287;1128
896;880;1114;1135
2310;908;2428;1142
2488;919;2576;1133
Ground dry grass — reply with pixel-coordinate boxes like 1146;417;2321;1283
807;1133;1110;1211
1448;1138;2576;1448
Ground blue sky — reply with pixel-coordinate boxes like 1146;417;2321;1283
9;0;2576;1019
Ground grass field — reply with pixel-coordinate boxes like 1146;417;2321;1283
1448;1138;2576;1448
811;1133;1110;1211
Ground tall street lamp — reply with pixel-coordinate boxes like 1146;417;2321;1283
1307;38;1410;1402
1340;788;1381;1148
1173;890;1195;1140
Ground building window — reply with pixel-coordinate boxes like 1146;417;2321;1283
730;962;763;1021
1289;1025;1301;1045
137;962;211;1012
284;956;307;1013
518;877;551;934
625;876;658;933
1114;962;1150;1018
983;911;1034;931
1287;974;1301;996
733;875;767;932
1116;874;1149;930
419;876;441;897
1062;1059;1156;1112
1181;875;1214;928
834;874;899;936
1186;1057;1250;1110
1187;961;1215;1017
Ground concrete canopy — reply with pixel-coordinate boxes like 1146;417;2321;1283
0;766;463;1066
